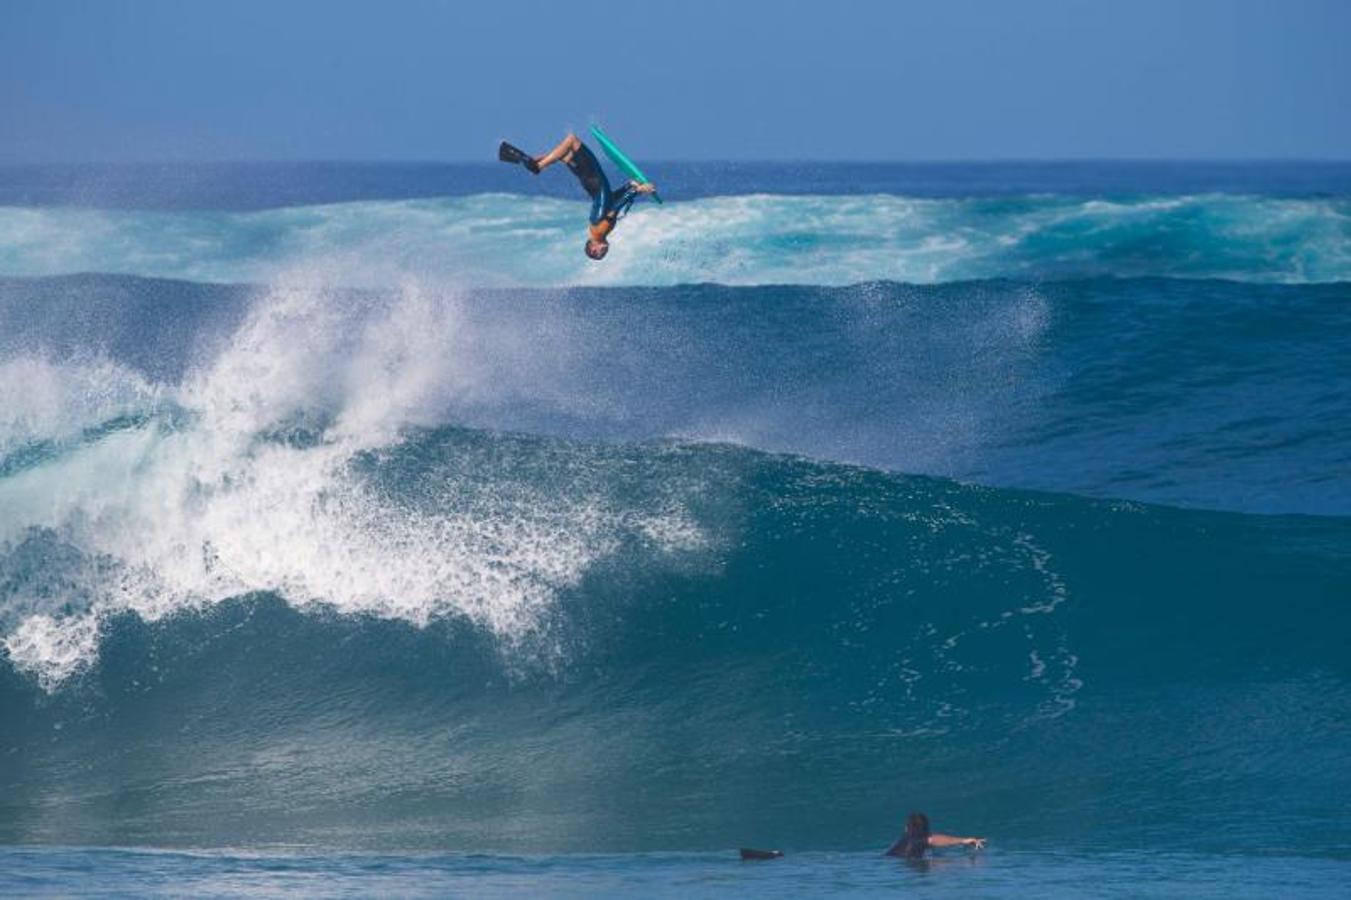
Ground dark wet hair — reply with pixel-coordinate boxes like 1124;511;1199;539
585;239;609;260
896;811;931;859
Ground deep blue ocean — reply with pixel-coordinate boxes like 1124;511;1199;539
1;161;1348;896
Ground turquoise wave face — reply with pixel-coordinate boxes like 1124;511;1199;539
2;429;1348;852
0;193;1348;286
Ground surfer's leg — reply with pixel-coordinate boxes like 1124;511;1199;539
534;133;582;171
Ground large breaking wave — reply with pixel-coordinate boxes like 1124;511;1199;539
2;424;1348;852
0;272;1347;854
3;143;1350;866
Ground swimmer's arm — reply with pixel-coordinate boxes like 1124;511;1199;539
929;834;986;850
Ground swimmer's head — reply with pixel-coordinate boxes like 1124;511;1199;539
900;811;931;858
585;238;609;260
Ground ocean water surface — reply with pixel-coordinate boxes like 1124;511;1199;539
1;161;1348;895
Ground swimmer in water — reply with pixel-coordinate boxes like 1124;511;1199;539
739;811;984;862
884;811;986;858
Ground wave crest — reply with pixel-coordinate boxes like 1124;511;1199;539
1;193;1347;286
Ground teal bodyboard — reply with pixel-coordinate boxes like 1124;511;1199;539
589;125;663;205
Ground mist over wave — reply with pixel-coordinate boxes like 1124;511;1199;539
2;192;1348;286
4;273;1347;518
0;278;718;689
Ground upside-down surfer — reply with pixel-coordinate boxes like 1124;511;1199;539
499;132;657;260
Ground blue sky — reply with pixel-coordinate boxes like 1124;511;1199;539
2;0;1347;162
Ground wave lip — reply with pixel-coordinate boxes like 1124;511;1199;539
0;192;1347;286
7;272;1349;516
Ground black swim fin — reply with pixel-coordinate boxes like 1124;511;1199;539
739;848;784;861
498;141;540;174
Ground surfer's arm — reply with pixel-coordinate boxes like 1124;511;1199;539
608;182;648;219
929;834;986;849
633;180;657;194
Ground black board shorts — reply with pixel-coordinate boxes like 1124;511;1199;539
566;142;613;224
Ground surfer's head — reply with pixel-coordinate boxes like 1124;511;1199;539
585;238;609;260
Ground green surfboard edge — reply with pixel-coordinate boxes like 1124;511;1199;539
589;125;663;205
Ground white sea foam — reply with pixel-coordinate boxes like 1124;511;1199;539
0;355;165;456
0;193;1346;288
920;523;1082;723
2;613;102;690
0;275;711;688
